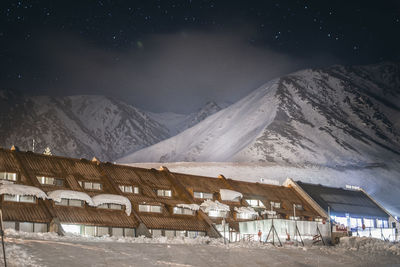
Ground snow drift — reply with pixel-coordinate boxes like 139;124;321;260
92;194;132;216
47;190;95;206
0;184;47;199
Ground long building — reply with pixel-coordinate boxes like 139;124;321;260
0;147;396;242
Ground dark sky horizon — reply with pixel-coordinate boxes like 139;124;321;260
1;0;399;113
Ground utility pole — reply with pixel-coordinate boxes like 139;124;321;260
0;210;7;267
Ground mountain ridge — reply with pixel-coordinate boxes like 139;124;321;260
120;61;400;167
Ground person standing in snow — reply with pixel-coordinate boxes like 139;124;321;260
258;229;262;243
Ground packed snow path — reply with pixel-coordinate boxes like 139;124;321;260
1;235;400;266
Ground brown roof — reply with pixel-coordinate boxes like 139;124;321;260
0;148;322;233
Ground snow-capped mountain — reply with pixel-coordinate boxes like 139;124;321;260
119;62;400;167
147;101;222;135
0;92;219;161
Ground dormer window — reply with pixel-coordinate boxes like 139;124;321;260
37;176;64;186
119;185;139;194
55;199;84;207
173;207;195;215
0;172;17;181
4;194;35;203
293;204;303;210
270;201;281;209
245;199;265;208
98;203;123;210
156;189;172;197
79;181;102;190
193;191;213;199
138;204;162;213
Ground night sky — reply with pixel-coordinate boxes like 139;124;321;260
1;0;399;113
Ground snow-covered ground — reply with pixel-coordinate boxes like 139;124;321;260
1;230;400;266
126;161;400;217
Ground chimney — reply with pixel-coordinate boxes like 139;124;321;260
10;145;19;152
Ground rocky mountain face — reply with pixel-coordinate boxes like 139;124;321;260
0;92;220;161
120;62;400;167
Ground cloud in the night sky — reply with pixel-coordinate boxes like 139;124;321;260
24;29;339;113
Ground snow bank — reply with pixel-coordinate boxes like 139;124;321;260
220;189;243;201
47;190;94;206
338;236;400;255
92;194;132;216
234;206;258;215
0;244;41;267
200;200;230;212
176;203;200;211
0;184;47;199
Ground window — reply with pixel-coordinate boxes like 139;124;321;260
98;203;123;210
3;194;35;203
165;230;175;238
55;198;84;207
364;218;374;228
193;191;213;199
37;176;64;186
377;219;388;228
138;204;162;213
245;199;265;207
270;201;281;209
119;185;139;194
156;189;172;197
150;229;162;237
293;204;303;210
208;210;228;218
79;181;102;190
173;207;195;215
237;213;257;220
0;172;17;181
289;216;300;220
350;217;362;228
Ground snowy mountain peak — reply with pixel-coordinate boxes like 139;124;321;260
119;62;400;167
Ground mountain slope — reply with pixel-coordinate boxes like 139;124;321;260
119;62;400;166
0;92;172;161
147;101;222;135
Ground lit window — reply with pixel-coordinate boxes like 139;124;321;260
377;219;388;228
0;172;17;181
138;204;162;213
37;176;64;186
237;213;257;220
289;216;300;220
55;198;84;207
364;218;374;228
173;207;195;215
156;189;172;197
119;185;138;194
3;194;35;203
193;191;213;199
208;210;228;218
293;204;303;210
79;181;102;190
245;199;265;207
270;201;281;209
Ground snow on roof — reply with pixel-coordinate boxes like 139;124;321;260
219;189;242;201
48;190;95;206
234;206;258;215
200;200;230;212
176;203;200;211
0;184;47;199
92;194;132;216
